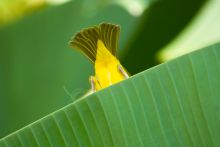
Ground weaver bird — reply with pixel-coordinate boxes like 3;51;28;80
69;23;129;94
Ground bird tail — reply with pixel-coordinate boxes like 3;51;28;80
69;23;120;63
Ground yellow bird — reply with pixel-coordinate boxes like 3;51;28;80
69;23;129;93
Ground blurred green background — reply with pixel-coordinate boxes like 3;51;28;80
1;0;220;138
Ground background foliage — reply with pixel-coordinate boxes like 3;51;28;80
1;0;220;139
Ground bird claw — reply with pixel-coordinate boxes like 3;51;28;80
117;64;129;79
89;76;96;92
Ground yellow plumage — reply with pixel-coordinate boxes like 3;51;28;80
93;40;126;90
69;23;129;92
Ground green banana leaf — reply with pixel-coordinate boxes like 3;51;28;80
1;42;220;146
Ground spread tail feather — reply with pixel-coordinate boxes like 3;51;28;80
69;23;120;62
